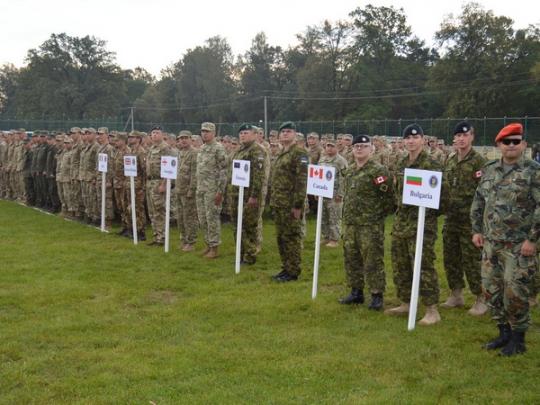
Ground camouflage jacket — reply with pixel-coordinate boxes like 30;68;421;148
228;140;267;202
196;140;228;194
393;150;442;238
70;142;82;180
308;145;323;164
441;148;486;218
125;145;146;189
54;149;65;180
112;146;131;188
58;148;72;182
145;141;172;180
470;157;540;243
45;144;58;177
318;153;348;199
270;144;309;210
35;143;49;173
343;159;394;226
22;147;33;178
175;147;198;197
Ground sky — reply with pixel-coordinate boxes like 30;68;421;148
1;0;539;77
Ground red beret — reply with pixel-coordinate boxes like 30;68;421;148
495;123;523;142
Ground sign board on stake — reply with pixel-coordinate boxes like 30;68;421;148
307;164;335;199
160;156;178;180
232;160;250;188
124;155;137;177
98;153;108;173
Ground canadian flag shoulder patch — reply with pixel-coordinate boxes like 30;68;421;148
474;170;482;179
374;175;388;185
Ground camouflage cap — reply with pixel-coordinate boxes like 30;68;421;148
16;128;26;133
177;130;192;138
70;127;82;134
296;133;305;141
86;127;97;134
343;134;353;141
231;137;239;144
116;132;128;142
201;122;216;132
55;134;64;141
336;133;344;140
97;127;109;134
191;134;201;141
64;136;73;144
307;132;319;139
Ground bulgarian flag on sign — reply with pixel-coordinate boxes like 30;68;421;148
406;175;422;186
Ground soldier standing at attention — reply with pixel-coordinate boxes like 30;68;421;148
145;126;172;246
440;122;487;315
385;124;443;325
127;131;147;241
307;132;323;164
471;123;539;356
96;128;114;228
318;138;348;247
112;132;131;236
175;130;199;252
68;128;84;220
196;122;228;259
340;135;394;309
228;124;267;265
270;121;309;282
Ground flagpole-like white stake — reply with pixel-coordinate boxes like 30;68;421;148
235;186;244;274
408;206;426;331
164;179;171;253
130;176;138;245
100;171;106;232
311;196;324;299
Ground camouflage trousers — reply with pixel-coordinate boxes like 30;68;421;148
57;181;69;212
196;191;222;248
16;171;25;201
391;232;440;306
273;208;304;276
175;194;198;245
532;267;540;297
24;176;35;205
114;186;129;229
125;184;146;233
69;180;83;217
231;200;261;264
33;174;45;207
96;177;113;221
146;180;166;242
47;177;60;211
443;218;482;295
322;198;342;242
343;222;386;293
482;240;537;332
81;181;95;218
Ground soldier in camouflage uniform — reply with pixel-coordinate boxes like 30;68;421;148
340;134;354;164
112;132;131;235
54;134;67;215
127;131;147;240
58;136;73;216
228;124;267;265
175;130;199;251
22;137;35;205
340;135;394;309
145;126;173;246
96;128;115;228
196;122;228;258
318;138;348;247
471;123;539;356
34;132;50;208
68;128;84;219
385;124;443;325
270;122;309;282
440;121;487;315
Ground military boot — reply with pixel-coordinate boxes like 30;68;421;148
205;246;218;259
468;295;488;316
339;289;364;305
138;230;146;241
440;289;464;308
500;331;526;357
384;302;410;316
368;293;384;311
418;305;441;325
201;246;211;256
485;323;512;350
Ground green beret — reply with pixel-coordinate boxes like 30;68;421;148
238;123;254;133
279;121;296;131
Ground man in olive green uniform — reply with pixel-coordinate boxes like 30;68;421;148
175;130;198;251
68;128;84;219
340;135;394;309
385;124;443;325
270;121;309;282
80;128;100;223
471;123;540;356
126;131;147;240
96;128;115;227
195;122;228;258
112;132;131;235
228;124;267;265
54;134;67;215
22;138;35;205
34;132;50;208
58;136;73;216
441;121;487;315
340;134;354;164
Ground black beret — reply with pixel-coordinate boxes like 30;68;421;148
238;123;254;133
352;135;371;145
402;124;424;138
454;121;472;135
279;121;296;131
150;125;163;132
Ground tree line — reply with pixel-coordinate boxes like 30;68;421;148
1;2;539;126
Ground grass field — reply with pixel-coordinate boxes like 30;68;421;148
1;200;539;404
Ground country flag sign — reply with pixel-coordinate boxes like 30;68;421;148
309;167;323;179
406;176;422;186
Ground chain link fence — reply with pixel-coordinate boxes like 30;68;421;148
1;116;539;146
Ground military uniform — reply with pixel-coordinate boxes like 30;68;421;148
126;135;147;237
69;130;84;219
96;137;115;224
112;137;131;232
318;152;347;243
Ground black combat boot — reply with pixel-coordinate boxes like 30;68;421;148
339;289;364;305
271;270;287;281
138;231;146;241
368;293;384;311
484;323;512;350
500;331;526;356
117;228;128;236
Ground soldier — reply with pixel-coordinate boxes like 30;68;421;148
471;123;539;356
34;131;50;208
96;128;115;228
175;130;198;251
0;132;7;199
307;132;323;164
14;129;27;202
228;124;267;265
57;136;73;216
270;121;309;282
196;122;228;258
385;124;443;325
340;134;354;164
295;132;306;149
191;134;203;150
440;122;487;315
126;131;147;240
318;138;348;247
80;128;100;224
54;134;66;215
112;132;131;235
340;135;394;309
21;137;35;205
145;126;173;246
68;128;84;220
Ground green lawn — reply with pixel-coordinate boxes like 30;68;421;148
0;200;539;404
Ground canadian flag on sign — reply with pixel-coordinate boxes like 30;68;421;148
309;167;323;179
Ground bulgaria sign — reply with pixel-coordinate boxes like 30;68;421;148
402;168;442;209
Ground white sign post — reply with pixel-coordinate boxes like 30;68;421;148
307;164;335;299
97;153;108;232
124;155;138;245
231;160;251;274
402;168;442;331
160;156;178;253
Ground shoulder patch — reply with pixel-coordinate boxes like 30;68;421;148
474;170;482;179
299;156;309;165
373;175;388;185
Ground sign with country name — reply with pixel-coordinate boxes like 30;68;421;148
98;153;108;173
231;160;250;187
307;164;335;199
160;156;178;179
123;155;137;177
402;168;442;209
